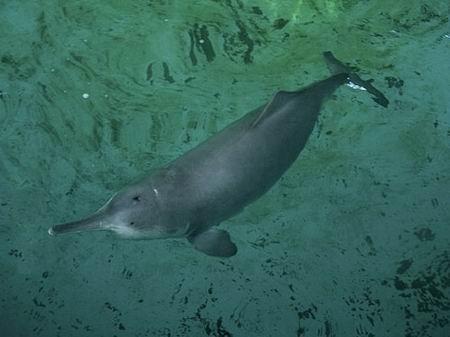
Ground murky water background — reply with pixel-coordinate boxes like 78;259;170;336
0;1;449;336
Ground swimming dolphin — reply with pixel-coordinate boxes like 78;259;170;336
48;52;388;257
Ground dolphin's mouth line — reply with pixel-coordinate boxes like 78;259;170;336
49;211;109;236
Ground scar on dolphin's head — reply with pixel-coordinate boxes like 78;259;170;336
153;188;159;197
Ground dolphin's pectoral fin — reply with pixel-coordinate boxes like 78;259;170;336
251;90;294;128
188;228;237;257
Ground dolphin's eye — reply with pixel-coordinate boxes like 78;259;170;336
133;195;141;202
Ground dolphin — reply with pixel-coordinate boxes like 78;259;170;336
48;52;388;257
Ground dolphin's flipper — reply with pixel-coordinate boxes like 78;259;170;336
188;228;237;257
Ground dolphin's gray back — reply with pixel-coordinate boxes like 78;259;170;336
157;74;349;228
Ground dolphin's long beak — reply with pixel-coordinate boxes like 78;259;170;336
48;211;108;236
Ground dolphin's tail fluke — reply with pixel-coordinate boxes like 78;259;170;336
323;51;389;107
48;212;107;236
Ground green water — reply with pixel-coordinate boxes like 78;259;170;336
0;1;449;336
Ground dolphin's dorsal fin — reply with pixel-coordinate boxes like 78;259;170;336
250;90;293;128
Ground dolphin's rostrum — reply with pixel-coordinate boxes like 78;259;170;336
48;52;388;257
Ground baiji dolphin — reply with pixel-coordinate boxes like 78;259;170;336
48;52;388;257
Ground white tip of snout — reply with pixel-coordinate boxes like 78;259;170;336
48;227;55;236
